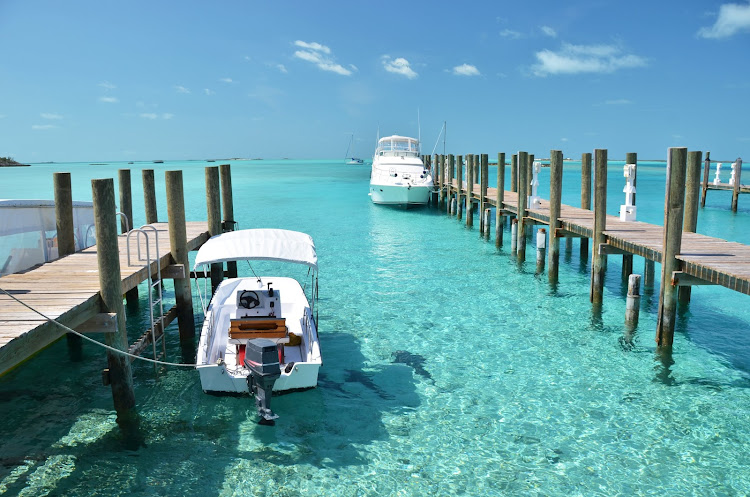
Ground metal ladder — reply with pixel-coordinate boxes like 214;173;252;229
127;224;166;363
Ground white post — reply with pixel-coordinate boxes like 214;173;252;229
511;218;518;253
713;163;722;185
528;161;542;209
729;161;737;186
619;163;637;221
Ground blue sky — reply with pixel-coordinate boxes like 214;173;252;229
1;0;749;162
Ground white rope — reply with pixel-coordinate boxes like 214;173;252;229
0;286;198;368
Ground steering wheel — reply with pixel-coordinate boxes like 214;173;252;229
238;290;261;309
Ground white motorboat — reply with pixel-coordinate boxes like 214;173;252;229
193;228;321;424
369;135;433;206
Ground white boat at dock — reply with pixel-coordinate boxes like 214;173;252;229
369;135;433;207
193;228;321;424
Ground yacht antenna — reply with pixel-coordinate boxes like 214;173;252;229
431;121;446;156
417;108;421;154
443;121;446;156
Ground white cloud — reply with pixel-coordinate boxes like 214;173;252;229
175;85;190;94
531;43;647;76
139;113;173;120
220;78;234;83
605;98;633;105
452;63;480;76
294;40;331;54
541;26;557;37
277;64;288;73
381;56;418;79
41;113;63;120
32;124;56;130
204;89;215;96
499;29;522;39
293;40;353;76
698;2;750;38
99;96;119;103
99;81;116;90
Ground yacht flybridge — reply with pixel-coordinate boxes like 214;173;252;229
369;135;433;207
194;228;321;425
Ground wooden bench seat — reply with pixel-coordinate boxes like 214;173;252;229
229;318;287;339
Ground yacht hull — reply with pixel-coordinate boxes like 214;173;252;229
369;183;431;206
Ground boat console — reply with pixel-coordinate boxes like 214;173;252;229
235;284;281;319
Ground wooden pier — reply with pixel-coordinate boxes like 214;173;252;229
0;221;209;373
429;150;750;349
0;164;235;421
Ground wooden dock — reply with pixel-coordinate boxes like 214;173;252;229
0;222;210;374
452;182;750;295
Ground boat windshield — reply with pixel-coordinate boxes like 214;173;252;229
377;136;419;157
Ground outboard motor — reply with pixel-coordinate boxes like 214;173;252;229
244;338;281;425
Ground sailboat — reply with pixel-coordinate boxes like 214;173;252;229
345;133;364;165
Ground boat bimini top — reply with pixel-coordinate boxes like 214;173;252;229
193;229;317;270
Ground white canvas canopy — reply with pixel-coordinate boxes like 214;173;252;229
193;229;317;270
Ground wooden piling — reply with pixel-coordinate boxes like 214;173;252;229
644;260;655;290
483;209;491;239
496;153;505;247
511;154;518;193
91;178;136;416
142;169;158;224
700;151;711;208
480;154;488;234
447;155;455;215
625;274;641;328
590;149;608;304
205;166;224;293
656;147;688;348
548;150;563;284
466;155;474;228
54;172;81;356
732;158;743;212
118;169;137;305
53;172;76;257
517;152;528;261
457;156;463;220
511;218;518;254
219;164;237;278
678;151;703;303
536;228;546;274
580;152;592;260
165;170;195;341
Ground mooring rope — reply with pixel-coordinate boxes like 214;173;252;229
0;286;198;368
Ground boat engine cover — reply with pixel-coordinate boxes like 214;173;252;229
244;338;281;376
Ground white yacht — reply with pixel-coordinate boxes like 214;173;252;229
369;135;433;207
193;229;321;424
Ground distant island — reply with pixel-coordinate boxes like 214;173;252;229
0;156;30;167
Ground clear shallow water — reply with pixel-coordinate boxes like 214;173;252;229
1;158;750;496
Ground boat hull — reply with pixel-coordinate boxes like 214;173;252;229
369;183;431;206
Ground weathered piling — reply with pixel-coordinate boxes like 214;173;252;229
678;151;703;304
480;154;488;234
656;147;688;348
496;153;505;247
205;166;224;293
483;209;491;239
142;169;158;224
91;178;136;417
536;228;546;274
165;171;195;341
456;156;463;220
54;172;80;355
580;152;592;260
732;158;743;212
511;218;518;254
548;150;563;283
447;155;455;215
511;154;518;193
516;152;529;261
466;155;474;228
644;260;655;290
118;169;137;305
590;149;608;304
700;151;711;207
625;273;641;328
622;153;637;280
220;163;237;278
53;172;76;258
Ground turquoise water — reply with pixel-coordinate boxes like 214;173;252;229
1;158;750;496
